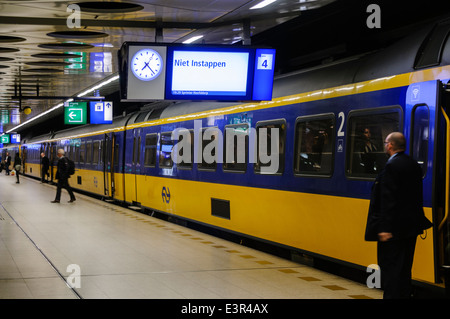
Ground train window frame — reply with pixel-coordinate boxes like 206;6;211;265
144;133;158;168
223;123;249;173
159;131;174;169
345;105;403;181
197;127;219;172
410;103;430;178
293;113;335;178
254;119;286;175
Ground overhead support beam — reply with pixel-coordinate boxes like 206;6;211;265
242;18;251;45
155;19;164;43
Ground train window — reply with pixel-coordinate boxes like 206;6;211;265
99;140;103;165
80;142;85;164
254;119;286;175
223;124;248;172
144;134;157;167
75;144;80;164
86;141;92;164
93;141;99;164
294;114;334;176
411;104;429;177
346;109;400;178
159;132;174;168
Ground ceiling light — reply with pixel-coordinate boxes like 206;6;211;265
77;74;119;97
0;47;20;53
250;0;277;10
0;36;26;43
182;35;204;44
38;43;94;50
25;61;72;67
47;31;108;39
22;68;63;73
31;53;82;59
75;1;144;13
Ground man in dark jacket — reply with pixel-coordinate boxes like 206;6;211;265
365;132;432;299
51;149;76;203
5;152;11;175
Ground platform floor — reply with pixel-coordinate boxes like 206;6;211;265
0;173;382;299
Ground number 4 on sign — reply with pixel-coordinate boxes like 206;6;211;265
257;54;273;70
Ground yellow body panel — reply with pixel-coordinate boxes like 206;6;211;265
112;172;125;201
25;163;41;178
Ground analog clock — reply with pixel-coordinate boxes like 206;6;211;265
131;49;163;81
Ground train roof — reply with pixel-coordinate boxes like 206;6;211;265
160;18;450;120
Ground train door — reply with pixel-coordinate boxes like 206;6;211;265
103;133;116;198
405;79;450;285
131;128;142;206
49;142;57;183
124;128;142;206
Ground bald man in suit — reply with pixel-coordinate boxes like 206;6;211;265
365;132;432;299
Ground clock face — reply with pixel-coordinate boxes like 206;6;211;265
131;49;163;81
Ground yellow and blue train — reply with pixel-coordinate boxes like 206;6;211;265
3;19;450;292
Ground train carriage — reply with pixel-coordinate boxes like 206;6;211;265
8;18;450;292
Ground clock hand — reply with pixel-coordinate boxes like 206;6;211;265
142;61;150;70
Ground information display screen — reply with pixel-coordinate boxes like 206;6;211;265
119;42;275;102
165;47;254;100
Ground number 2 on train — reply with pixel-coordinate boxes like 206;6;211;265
337;112;345;137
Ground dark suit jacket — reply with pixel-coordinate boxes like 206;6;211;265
42;156;49;170
365;151;432;241
55;156;69;181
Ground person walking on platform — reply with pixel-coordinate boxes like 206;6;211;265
4;152;11;175
40;152;50;183
13;153;21;184
365;132;432;299
51;149;76;203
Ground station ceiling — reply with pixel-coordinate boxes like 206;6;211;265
1;0;450;136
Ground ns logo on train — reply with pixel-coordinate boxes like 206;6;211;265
162;187;171;204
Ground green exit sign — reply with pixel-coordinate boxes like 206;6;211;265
64;102;87;125
1;134;10;144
